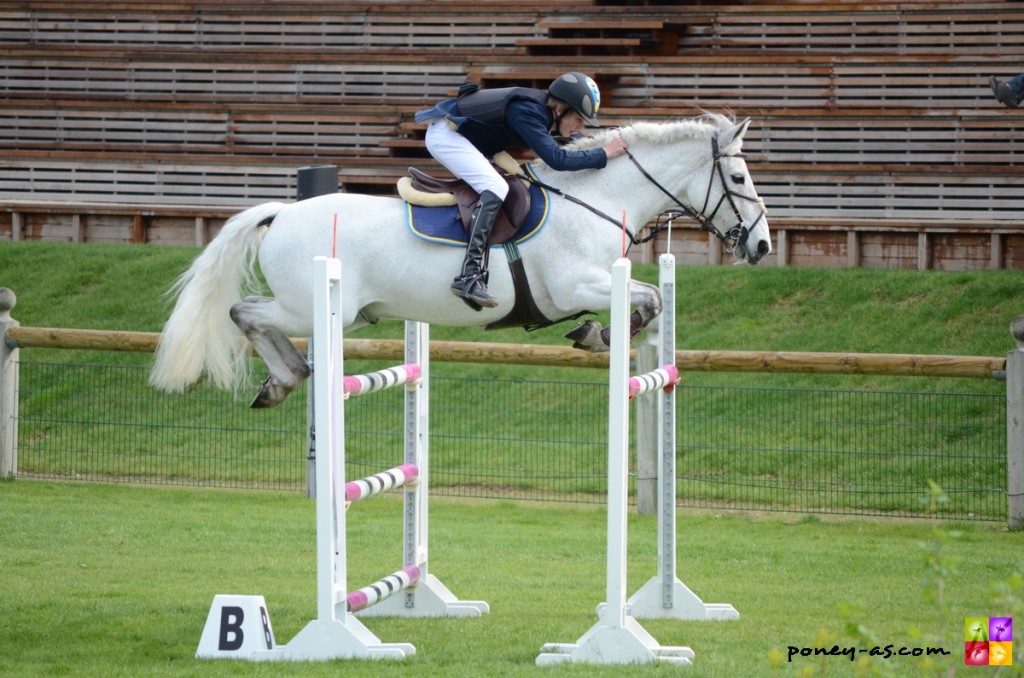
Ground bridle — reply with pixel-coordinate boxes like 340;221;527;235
519;131;767;256
626;133;767;256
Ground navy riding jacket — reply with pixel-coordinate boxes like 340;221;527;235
415;87;608;172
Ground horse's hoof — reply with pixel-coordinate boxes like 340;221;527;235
250;377;285;409
565;321;607;352
564;321;593;344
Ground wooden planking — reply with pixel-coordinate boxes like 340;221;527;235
0;160;299;206
0;155;442;204
0;9;539;54
0;104;401;158
741;113;1024;167
0;57;468;105
392;107;1024;168
7;2;1022;60
676;8;1024;56
608;58;1018;110
511;4;1024;57
752;166;1024;220
0;199;237;245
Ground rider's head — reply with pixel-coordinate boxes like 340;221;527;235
548;72;601;137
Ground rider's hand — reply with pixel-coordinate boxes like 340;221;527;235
603;135;628;160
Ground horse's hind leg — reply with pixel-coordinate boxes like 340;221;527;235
229;296;311;408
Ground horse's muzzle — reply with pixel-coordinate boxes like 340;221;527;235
747;238;771;265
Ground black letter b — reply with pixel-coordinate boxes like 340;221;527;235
218;606;244;650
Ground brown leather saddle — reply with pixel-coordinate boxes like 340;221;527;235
407;168;531;245
402;166;592;332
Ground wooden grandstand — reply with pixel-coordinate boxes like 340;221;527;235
1;1;1022;269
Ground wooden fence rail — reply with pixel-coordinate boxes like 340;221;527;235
1;326;1008;379
1;289;1022;528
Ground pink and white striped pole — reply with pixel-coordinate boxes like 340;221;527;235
346;566;421;613
343;363;421;397
628;364;680;400
344;463;419;503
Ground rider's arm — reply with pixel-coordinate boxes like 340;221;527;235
507;101;608;172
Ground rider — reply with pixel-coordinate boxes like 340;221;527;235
415;72;629;310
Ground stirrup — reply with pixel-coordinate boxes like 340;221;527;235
451;277;498;310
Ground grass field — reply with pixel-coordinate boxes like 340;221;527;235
2;480;1023;677
3;241;1024;672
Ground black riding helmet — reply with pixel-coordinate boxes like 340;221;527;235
548;72;601;126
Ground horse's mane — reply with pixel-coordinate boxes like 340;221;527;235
560;113;739;157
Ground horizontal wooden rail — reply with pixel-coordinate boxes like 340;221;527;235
4;326;1005;379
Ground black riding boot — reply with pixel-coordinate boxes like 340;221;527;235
451;190;503;310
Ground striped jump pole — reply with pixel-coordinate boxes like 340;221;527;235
347;566;421;613
344;463;419;503
628;364;679;400
343;363;421;397
626;254;739;622
538;257;693;667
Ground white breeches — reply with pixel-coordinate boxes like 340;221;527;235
424;119;510;200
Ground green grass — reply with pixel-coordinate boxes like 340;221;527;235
1;480;1022;676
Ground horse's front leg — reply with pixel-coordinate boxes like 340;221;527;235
564;280;662;351
229;296;311;408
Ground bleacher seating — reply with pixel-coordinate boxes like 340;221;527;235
1;1;1022;269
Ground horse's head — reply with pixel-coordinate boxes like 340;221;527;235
535;114;772;263
696;117;772;264
600;115;771;264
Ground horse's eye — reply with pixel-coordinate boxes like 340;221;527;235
731;174;746;185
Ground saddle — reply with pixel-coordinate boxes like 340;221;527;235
397;153;531;246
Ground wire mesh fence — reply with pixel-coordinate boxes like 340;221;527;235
11;359;1007;521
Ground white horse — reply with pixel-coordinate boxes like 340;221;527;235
150;114;771;407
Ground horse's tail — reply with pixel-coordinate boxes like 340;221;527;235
149;201;288;394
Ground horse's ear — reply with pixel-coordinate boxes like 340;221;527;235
728;117;752;143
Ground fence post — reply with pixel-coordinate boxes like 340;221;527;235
1007;316;1024;530
0;287;19;479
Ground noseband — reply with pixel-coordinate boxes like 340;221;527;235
624;132;767;256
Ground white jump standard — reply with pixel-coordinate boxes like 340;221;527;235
198;255;486;662
626;255;739;622
537;254;736;667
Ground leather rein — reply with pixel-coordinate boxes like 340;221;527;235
517;132;766;255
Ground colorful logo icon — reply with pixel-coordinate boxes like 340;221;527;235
965;617;1012;666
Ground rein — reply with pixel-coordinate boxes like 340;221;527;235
516;171;645;245
517;131;766;254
